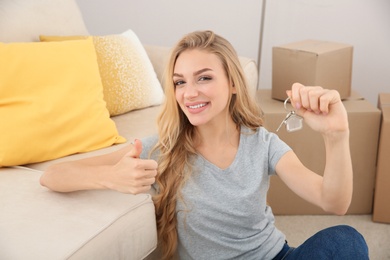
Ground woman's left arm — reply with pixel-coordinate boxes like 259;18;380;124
275;83;353;215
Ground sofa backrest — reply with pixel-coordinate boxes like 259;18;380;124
0;0;88;42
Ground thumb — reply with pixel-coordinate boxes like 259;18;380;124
126;139;142;158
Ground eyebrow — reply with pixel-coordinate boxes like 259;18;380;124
173;68;213;78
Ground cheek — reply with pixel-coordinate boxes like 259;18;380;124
175;89;185;108
174;88;181;102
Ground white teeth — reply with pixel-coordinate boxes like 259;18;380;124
189;103;206;109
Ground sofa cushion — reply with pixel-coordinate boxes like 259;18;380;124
0;167;157;259
0;38;125;166
40;30;165;116
0;0;88;42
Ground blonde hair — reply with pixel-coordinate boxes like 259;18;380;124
152;30;263;259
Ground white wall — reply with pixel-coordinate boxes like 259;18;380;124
259;0;390;105
76;0;263;62
76;0;389;105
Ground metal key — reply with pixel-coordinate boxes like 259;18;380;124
276;98;304;132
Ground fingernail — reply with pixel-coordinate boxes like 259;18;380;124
295;103;301;109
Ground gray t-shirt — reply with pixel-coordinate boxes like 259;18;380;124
141;126;291;260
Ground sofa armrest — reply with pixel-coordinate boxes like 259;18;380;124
144;44;259;96
0;167;157;259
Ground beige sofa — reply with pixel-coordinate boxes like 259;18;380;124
0;1;258;259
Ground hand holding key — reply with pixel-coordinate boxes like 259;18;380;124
286;83;349;136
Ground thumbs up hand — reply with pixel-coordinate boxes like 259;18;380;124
106;139;158;194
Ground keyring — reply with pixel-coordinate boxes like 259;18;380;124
276;96;304;132
284;97;293;112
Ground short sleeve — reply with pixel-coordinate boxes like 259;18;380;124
264;130;291;175
140;135;159;160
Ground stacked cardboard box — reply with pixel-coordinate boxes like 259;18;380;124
373;93;390;223
272;40;353;101
257;89;381;215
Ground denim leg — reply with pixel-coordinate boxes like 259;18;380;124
273;241;295;260
286;225;369;260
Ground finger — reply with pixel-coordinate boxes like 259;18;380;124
129;158;158;171
307;87;324;114
319;95;330;114
299;87;311;111
141;177;156;186
141;169;158;180
291;83;304;110
130;173;155;186
126;139;143;158
135;176;155;189
139;159;158;171
286;90;292;99
132;169;157;181
145;168;158;177
319;90;340;114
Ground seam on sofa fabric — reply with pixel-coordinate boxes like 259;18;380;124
11;165;43;173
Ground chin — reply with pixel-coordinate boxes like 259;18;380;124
186;117;208;126
187;120;206;126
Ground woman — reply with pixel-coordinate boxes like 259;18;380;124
40;31;368;259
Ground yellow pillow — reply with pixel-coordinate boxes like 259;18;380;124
0;38;125;167
40;30;165;116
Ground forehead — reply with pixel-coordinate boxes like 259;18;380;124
174;49;223;73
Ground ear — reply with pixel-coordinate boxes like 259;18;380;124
231;82;237;94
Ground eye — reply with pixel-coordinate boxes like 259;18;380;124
198;76;212;82
174;80;185;87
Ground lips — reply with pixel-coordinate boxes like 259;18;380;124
188;103;207;109
186;102;209;114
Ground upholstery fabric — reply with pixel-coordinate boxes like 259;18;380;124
0;38;125;166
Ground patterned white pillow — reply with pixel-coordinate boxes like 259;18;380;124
97;29;165;116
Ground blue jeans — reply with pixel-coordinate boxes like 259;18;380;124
273;225;369;259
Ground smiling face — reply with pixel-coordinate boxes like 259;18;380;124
173;49;236;127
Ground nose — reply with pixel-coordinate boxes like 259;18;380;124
183;83;199;99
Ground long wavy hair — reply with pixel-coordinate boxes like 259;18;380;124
151;30;264;259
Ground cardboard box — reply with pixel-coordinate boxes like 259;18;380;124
373;93;390;223
257;89;381;215
272;40;353;101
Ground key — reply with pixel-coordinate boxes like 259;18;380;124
285;112;303;132
276;97;304;133
276;111;303;132
276;111;294;132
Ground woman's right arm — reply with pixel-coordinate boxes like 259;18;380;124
40;139;158;194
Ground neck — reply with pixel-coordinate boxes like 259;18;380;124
194;119;239;148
